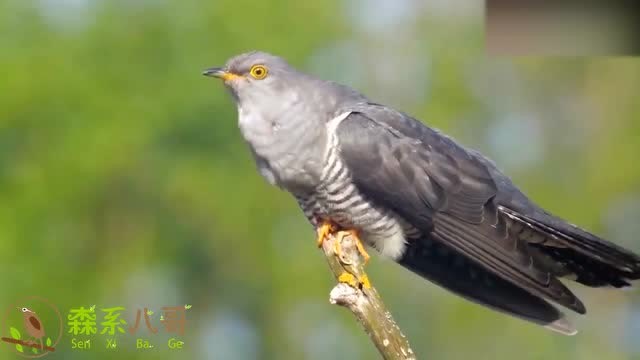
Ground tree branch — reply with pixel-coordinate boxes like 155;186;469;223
1;337;55;352
320;232;416;360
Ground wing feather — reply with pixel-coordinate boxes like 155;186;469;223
29;316;41;330
336;106;584;313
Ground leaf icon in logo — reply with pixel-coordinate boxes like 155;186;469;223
9;327;21;340
46;337;52;347
146;310;154;316
184;304;192;310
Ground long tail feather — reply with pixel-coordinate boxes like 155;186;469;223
398;236;577;335
500;206;640;287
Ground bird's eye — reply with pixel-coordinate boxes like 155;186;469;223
21;308;27;312
249;65;268;80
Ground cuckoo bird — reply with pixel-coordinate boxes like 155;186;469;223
203;51;640;335
19;307;45;350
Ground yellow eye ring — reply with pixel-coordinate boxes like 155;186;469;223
249;65;268;79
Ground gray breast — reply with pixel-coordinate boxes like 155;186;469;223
238;105;325;193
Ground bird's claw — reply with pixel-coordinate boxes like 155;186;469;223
338;271;371;289
334;229;370;265
317;224;372;289
316;221;338;248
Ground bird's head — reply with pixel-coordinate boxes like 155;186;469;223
203;51;302;105
203;50;366;126
18;307;34;314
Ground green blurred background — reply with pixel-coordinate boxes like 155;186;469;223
1;0;639;359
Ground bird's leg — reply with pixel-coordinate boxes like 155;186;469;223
334;229;372;289
316;222;371;289
316;220;338;248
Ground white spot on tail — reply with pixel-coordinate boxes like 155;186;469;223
544;316;578;336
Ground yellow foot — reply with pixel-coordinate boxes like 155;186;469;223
338;272;371;289
316;221;338;248
334;229;370;265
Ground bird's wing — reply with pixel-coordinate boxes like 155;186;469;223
335;105;584;313
28;316;41;331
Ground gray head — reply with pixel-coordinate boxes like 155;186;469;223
202;51;301;104
203;51;366;119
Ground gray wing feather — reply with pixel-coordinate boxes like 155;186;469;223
336;105;585;313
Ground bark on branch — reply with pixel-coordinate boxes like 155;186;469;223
320;232;416;360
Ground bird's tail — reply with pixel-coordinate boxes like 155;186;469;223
500;206;640;288
398;236;577;335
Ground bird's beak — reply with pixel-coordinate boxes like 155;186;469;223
202;67;242;82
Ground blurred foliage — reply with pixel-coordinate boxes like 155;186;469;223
0;1;639;359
